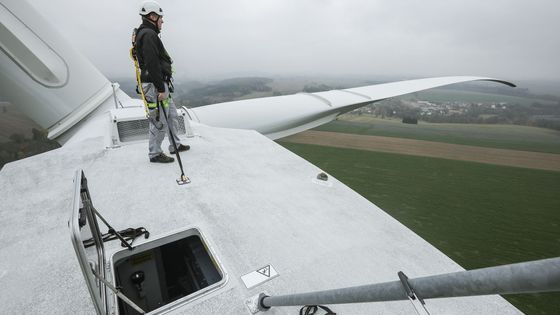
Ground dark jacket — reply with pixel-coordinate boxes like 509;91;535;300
135;19;173;93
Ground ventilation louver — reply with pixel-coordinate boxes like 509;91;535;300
117;117;186;142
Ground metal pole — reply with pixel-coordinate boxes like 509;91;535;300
180;106;195;138
159;101;190;185
259;257;560;310
111;83;120;109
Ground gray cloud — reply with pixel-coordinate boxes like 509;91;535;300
30;0;560;81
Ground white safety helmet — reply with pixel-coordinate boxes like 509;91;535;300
139;0;163;16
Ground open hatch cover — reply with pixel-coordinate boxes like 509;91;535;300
69;170;147;314
69;170;225;314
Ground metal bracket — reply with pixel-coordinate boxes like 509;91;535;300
398;271;430;315
245;292;270;314
111;83;121;109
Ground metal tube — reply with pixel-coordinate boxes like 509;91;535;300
111;83;119;109
260;257;560;309
92;269;145;314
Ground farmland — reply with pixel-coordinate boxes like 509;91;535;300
282;131;560;171
279;118;560;314
403;88;558;106
315;116;560;154
279;141;560;314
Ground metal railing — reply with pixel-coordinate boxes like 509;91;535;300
257;257;560;312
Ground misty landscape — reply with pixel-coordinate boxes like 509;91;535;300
2;76;559;169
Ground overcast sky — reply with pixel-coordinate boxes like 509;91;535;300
30;0;560;81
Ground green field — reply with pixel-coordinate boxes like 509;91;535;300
315;116;560;154
280;142;560;314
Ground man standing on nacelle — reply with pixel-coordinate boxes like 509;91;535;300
135;0;190;163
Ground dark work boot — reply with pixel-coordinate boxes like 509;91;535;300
150;153;175;163
170;144;190;154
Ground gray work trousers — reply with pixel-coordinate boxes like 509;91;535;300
142;82;182;158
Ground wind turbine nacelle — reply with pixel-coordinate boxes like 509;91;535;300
0;0;128;140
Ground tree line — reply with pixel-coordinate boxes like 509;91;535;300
0;129;60;170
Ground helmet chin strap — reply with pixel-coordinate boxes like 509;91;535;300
153;15;162;31
143;14;162;31
156;15;162;30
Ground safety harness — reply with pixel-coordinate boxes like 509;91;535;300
130;28;151;116
130;26;190;185
130;27;168;129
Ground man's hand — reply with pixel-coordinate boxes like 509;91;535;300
157;92;166;102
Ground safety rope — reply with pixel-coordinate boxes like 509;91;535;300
129;28;149;118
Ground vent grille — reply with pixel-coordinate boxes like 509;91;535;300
117;116;186;142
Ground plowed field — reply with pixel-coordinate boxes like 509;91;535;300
281;130;560;171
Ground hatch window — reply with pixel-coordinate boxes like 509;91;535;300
111;228;226;314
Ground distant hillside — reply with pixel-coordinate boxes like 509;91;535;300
436;82;560;103
113;76;560;130
174;77;274;107
2;75;558;169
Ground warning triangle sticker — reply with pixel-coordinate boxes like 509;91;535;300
257;265;271;277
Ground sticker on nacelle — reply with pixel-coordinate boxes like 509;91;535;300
241;264;279;289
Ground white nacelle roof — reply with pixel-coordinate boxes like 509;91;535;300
0;123;520;314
